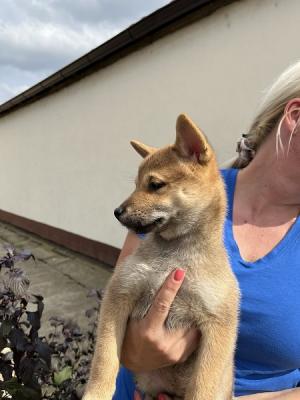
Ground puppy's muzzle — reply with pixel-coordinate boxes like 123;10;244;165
114;205;166;234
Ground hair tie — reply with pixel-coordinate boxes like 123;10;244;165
236;134;256;163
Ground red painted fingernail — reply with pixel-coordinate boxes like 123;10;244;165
158;395;166;400
174;268;185;281
134;391;140;400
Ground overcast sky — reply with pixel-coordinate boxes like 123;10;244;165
0;0;170;105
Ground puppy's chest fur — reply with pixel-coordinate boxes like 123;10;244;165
116;233;233;330
113;234;235;398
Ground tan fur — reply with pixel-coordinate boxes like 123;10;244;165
83;114;240;400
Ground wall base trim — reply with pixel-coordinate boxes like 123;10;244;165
0;209;120;267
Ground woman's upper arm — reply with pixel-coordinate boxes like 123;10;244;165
116;231;141;266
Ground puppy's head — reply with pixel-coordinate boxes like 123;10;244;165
114;114;224;240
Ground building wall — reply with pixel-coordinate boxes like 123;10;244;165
0;0;299;249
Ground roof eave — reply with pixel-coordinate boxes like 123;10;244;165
0;0;238;118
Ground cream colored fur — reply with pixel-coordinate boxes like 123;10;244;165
83;114;240;400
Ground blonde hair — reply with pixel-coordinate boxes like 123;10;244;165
233;61;300;168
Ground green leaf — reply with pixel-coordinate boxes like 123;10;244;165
53;366;72;386
14;386;41;400
0;377;19;391
0;320;13;337
0;335;7;351
0;379;41;399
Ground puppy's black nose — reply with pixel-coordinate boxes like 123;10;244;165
114;206;125;220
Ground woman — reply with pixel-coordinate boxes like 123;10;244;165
113;61;300;399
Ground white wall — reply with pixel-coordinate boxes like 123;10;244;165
0;0;299;248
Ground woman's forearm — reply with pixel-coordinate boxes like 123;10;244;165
115;231;141;266
238;387;300;400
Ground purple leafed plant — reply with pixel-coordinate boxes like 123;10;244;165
0;245;102;400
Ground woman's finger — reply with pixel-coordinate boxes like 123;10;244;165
146;269;185;327
133;390;142;400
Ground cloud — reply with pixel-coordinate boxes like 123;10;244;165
0;0;170;105
50;0;170;25
0;83;21;102
0;20;118;72
0;65;51;102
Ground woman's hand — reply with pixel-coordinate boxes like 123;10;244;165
120;268;201;372
133;388;300;400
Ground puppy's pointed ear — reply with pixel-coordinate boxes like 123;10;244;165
130;140;156;158
175;114;211;164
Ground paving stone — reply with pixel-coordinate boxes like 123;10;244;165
16;239;43;249
28;268;99;335
0;221;112;337
52;247;76;258
0;230;29;246
0;224;7;234
52;259;111;290
41;255;70;266
29;246;64;262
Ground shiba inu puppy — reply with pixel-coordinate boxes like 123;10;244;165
83;114;239;400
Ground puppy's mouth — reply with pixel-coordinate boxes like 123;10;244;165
122;217;165;235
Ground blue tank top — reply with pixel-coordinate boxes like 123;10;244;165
113;168;300;398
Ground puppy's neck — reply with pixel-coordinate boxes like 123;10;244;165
158;194;225;244
156;213;224;250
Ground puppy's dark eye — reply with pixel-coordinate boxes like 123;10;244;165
148;181;166;191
